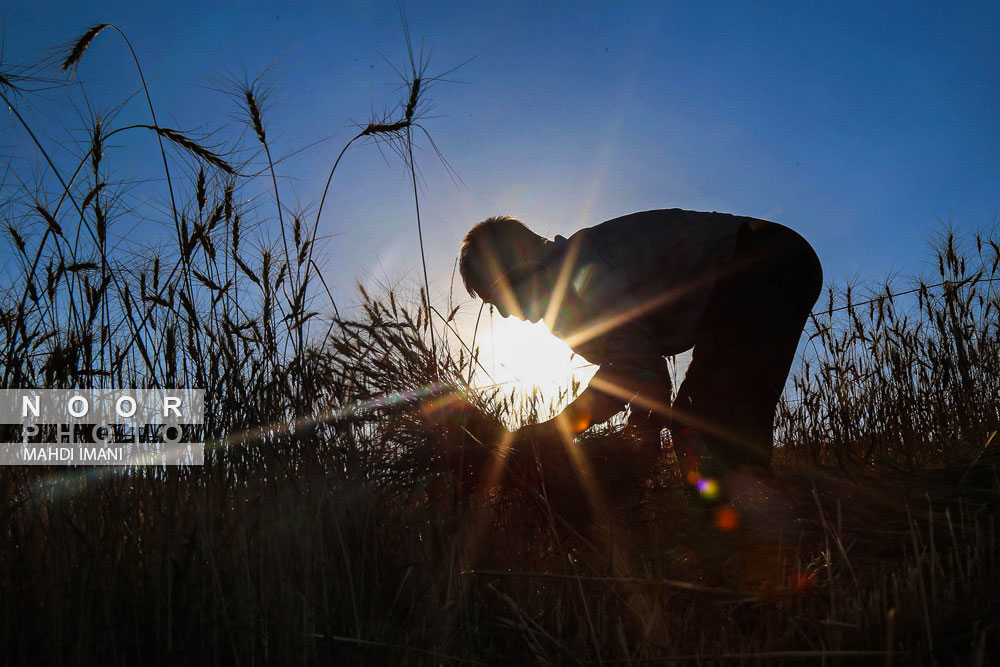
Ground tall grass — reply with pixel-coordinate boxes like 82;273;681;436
0;26;997;666
778;226;1000;469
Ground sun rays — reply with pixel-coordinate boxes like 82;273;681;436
482;316;593;405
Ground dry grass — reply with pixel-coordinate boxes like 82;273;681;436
0;25;997;667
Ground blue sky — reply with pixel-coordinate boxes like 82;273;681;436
2;1;998;396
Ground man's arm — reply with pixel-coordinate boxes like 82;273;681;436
518;323;672;441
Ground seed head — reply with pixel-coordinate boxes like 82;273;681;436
62;24;110;73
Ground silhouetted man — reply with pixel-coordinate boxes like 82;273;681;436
459;209;822;491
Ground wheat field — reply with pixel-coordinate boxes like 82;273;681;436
0;26;996;666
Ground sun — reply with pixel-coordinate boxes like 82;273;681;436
479;315;596;414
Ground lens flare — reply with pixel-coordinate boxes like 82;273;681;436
714;506;740;532
696;477;719;500
791;570;817;592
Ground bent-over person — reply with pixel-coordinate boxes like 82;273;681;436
459;208;822;497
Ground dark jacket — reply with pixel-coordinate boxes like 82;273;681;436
538;209;750;428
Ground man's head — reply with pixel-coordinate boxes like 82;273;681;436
459;215;550;321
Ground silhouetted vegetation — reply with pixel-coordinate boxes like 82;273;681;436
0;26;996;666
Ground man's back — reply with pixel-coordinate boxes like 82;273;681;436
542;209;748;359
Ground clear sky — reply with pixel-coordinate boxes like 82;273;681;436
3;1;998;400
